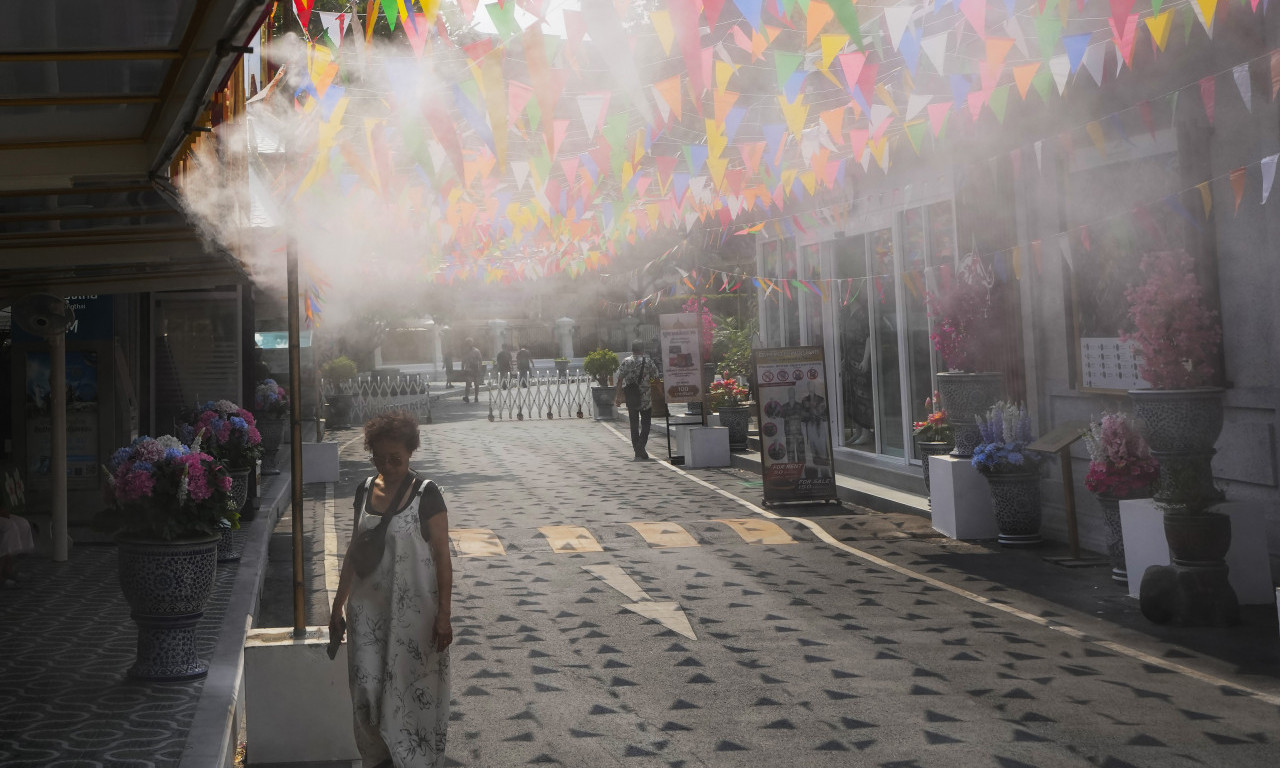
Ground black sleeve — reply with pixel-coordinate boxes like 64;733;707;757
418;480;447;541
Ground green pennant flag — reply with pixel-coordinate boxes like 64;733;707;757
1035;5;1063;60
1182;4;1194;45
1032;67;1054;102
904;120;927;154
1152;0;1163;14
990;84;1010;123
774;52;804;92
380;0;398;32
486;1;521;40
829;0;864;51
526;96;542;133
531;147;552;184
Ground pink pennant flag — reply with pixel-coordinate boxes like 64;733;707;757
848;128;869;160
927;101;952;136
959;0;987;39
837;52;866;98
1109;14;1139;68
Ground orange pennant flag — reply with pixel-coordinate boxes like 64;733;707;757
1230;167;1247;213
1013;63;1040;99
654;74;683;121
820;107;846;144
806;1;836;46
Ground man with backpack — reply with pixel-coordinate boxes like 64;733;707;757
614;340;660;460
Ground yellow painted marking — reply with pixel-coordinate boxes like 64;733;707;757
715;518;796;545
627;521;699;548
539;525;604;553
449;528;506;557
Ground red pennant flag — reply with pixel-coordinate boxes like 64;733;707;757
1200;75;1216;125
1271;49;1280;100
1139;100;1155;139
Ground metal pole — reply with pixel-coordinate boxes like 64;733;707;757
50;331;68;562
287;237;306;637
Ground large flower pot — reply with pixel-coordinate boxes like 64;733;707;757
1128;388;1225;513
935;372;1003;458
717;405;750;447
1139;510;1239;627
590;385;616;420
258;417;286;476
916;440;954;496
1095;494;1128;584
116;534;220;681
983;471;1042;547
217;467;251;563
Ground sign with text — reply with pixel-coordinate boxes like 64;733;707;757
659;313;703;404
752;346;837;504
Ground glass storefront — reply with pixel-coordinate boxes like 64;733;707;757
759;197;957;466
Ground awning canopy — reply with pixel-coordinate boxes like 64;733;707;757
0;0;272;302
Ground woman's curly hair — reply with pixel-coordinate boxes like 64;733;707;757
362;410;420;453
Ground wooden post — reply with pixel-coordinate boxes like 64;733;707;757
287;237;306;637
1059;448;1080;561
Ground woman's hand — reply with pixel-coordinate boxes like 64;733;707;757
329;607;346;644
431;611;453;652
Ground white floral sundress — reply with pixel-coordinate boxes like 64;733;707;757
346;476;451;767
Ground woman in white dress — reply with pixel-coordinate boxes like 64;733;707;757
330;411;453;767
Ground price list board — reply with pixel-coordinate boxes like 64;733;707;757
1080;338;1147;391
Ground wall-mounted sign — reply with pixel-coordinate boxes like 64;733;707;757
1080;338;1147;391
752;346;837;504
659;313;703;404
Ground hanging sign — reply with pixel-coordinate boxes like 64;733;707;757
752;346;838;504
659;313;703;403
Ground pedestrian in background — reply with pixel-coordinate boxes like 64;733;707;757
516;344;533;388
495;344;513;389
461;338;482;403
614;340;660;460
330;411;453;767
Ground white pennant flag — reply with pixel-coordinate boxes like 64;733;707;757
883;7;914;52
512;161;530;191
921;32;949;75
576;93;610;140
1050;54;1071;95
1234;64;1252;112
1004;17;1029;58
906;94;932;121
1262;153;1278;205
317;12;347;47
1082;43;1106;87
1034;140;1043;173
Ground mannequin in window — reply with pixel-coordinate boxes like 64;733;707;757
840;290;874;447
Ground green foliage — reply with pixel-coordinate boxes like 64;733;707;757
583;347;619;386
713;315;757;383
321;355;358;381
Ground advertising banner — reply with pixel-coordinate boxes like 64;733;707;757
659;313;703;404
25;351;100;491
752;346;837;504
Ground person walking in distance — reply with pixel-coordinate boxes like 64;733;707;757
329;411;453;767
495;344;513;389
461;338;482;403
614;340;660;460
516;344;533;388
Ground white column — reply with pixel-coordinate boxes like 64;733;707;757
424;317;443;368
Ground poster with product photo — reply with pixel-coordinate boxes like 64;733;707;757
752;346;837;504
659;313;703;404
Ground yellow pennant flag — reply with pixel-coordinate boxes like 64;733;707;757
799;170;817;195
1197;181;1213;217
651;9;675;55
876;83;900;116
706;118;728;159
707;156;729;189
716;59;736;93
869;136;889;170
1085;121;1107;156
1193;0;1218;38
1145;9;1174;51
779;95;810;142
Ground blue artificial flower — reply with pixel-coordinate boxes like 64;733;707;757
164;447;186;461
229;416;248;430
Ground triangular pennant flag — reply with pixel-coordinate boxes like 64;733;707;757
820;106;846;141
1049;54;1070;95
1196;181;1212;217
927;101;951;135
1233;63;1252;112
1145;9;1174;52
904;120;928;154
922;32;949;75
1109;14;1139;68
1108;0;1137;28
739;141;766;175
906;94;931;120
829;0;864;50
1085;121;1107;155
1013;63;1040;99
1034;11;1063;60
837;51;866;97
778;95;810;141
1004;16;1029;58
959;0;987;38
1262;154;1278;204
577;93;610;140
651;9;676;55
774;51;805;92
1081;39;1107;86
820;34;850;74
1192;0;1218;38
1062;33;1090;73
654;74;683;121
807;1;836;45
486;0;521;40
1230;166;1246;212
989;84;1010;122
733;0;765;31
883;7;914;51
1272;50;1280;100
1200;75;1216;125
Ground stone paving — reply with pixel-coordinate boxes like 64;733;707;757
272;401;1280;768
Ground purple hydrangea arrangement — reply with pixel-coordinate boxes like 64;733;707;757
970;402;1041;475
97;435;236;540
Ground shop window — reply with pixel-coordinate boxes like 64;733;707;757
834;234;874;452
152;293;242;432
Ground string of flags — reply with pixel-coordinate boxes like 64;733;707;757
276;0;1280;287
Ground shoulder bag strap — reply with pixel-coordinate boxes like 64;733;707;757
353;477;371;527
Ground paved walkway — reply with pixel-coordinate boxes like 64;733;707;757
257;400;1280;767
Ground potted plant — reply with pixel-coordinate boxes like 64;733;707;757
709;375;752;447
971;401;1044;546
912;391;954;494
1122;251;1235;625
179;400;262;561
96;435;236;681
254;378;289;476
1083;411;1159;585
926;271;1004;457
583;347;619;420
320;355;359;428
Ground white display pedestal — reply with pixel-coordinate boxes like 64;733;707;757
1119;499;1274;604
244;627;360;764
929;455;999;540
681;426;731;468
